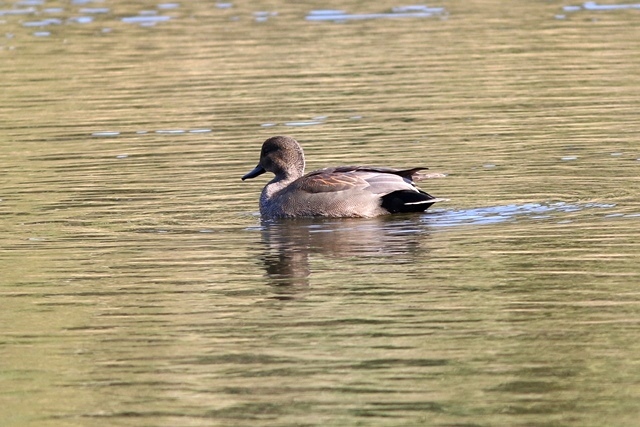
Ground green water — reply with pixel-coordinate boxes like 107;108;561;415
1;1;640;425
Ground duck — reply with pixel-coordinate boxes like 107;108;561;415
242;136;444;218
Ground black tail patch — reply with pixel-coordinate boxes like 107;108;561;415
380;190;437;214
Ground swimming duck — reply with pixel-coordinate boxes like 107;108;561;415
242;136;444;218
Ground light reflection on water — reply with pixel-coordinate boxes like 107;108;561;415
566;1;640;12
427;201;618;227
1;1;176;33
306;6;446;22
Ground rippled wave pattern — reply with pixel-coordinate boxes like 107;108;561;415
1;1;640;426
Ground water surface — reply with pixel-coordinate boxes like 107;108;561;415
2;1;640;426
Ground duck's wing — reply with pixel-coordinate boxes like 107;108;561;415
296;167;370;193
297;166;428;195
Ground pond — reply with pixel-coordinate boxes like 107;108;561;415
1;0;640;425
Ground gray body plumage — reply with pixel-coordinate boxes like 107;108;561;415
242;136;444;219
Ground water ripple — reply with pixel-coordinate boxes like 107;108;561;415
121;15;171;25
306;6;446;22
563;1;640;13
427;202;618;228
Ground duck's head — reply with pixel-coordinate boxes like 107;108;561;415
242;136;306;181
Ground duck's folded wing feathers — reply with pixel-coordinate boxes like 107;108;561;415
296;168;370;193
298;166;427;195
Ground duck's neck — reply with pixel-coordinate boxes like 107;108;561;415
261;169;303;201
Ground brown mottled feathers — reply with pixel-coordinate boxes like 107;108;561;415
297;166;428;194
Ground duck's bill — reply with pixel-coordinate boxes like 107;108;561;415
242;165;266;180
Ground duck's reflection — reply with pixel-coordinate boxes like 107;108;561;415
258;216;433;289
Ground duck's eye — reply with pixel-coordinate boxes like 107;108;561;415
262;146;276;156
